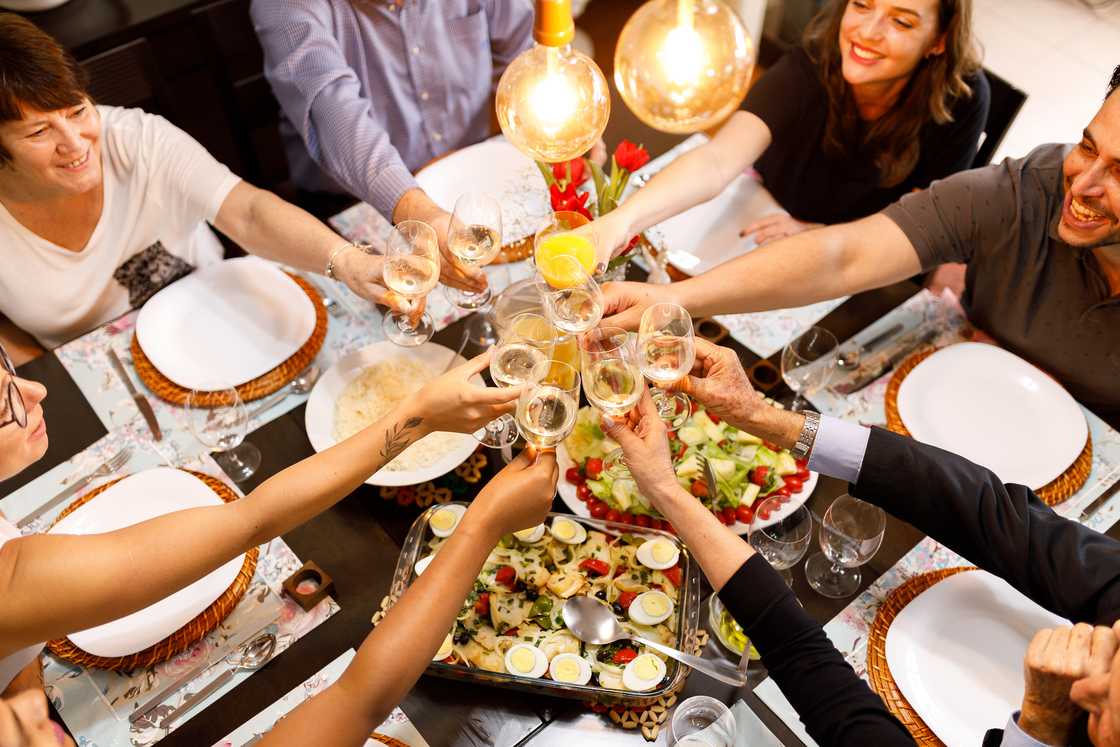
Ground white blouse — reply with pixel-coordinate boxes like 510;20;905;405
0;518;43;692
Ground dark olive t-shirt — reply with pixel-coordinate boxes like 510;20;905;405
743;48;990;224
883;144;1120;426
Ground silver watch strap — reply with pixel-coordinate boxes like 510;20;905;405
791;410;821;461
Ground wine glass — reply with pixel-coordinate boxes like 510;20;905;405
638;303;695;430
579;326;641;479
515;360;580;453
781;326;838;412
805;494;886;599
478;312;555;449
186;388;261;482
748;497;813;586
382;220;441;347
444;192;503;311
538;254;603;334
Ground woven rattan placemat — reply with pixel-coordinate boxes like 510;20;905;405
131;273;328;407
866;566;975;745
884;348;1092;506
46;470;258;671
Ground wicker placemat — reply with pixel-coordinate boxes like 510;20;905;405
497;235;533;264
884;348;1092;506
45;470;259;671
369;735;408;747
866;566;975;745
131;273;328;407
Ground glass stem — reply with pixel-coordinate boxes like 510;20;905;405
830;560;843;576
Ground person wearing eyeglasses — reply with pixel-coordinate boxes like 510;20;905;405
604;338;1120;747
0;344;559;745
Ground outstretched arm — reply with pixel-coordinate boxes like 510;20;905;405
0;354;517;656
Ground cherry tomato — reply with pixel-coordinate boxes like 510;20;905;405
719;507;736;525
783;476;804;492
795;457;809;469
618;591;638;610
585;457;604;480
690;480;709;498
758;506;772;520
588;499;608;519
795;468;811;480
634;514;651;528
605;509;622;524
474;592;490;616
565;467;583;485
613;647;639;665
576;483;593;502
662;566;683;587
579;558;611;577
772;486;791;498
708;411;721;425
624;513;640;525
750;466;770;486
494;565;517;589
736;505;755;525
689;399;698;415
662;523;677;535
675;441;688;460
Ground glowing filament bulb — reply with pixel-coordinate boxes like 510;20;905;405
659;23;708;88
529;47;579;137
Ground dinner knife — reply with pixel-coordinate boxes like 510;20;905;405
831;326;939;395
1079;474;1120;522
105;349;163;442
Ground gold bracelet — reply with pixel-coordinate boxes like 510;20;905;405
324;242;355;280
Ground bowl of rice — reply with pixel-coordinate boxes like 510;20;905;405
304;341;481;486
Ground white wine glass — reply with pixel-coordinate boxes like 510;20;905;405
805;494;886;599
781;326;838;412
579;325;641;479
538;254;603;335
444;192;502;311
515;360;580;454
638;302;695;431
748;498;813;586
186;388;261;482
382;220;441;347
478;312;555;449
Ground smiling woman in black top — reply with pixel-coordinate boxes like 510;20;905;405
591;0;989;263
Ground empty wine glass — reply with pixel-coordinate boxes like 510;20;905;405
748;497;813;586
186;388;261;482
478;312;555;448
805;494;886;598
382;220;441;347
538;254;603;334
444;192;503;310
515;360;580;454
781;326;838;412
579;326;642;478
638;303;695;430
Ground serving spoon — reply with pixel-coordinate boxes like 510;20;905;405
562;596;747;687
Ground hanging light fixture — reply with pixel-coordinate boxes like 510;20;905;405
614;0;754;134
496;0;610;163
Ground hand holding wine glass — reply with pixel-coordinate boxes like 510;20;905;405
805;494;885;598
515;360;580;453
638;302;695;430
579;326;641;478
539;254;604;335
382;220;441;347
445;192;503;311
476;312;555;449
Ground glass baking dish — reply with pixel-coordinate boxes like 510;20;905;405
388;503;702;705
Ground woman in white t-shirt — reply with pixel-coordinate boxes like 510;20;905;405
0;342;557;746
0;14;407;362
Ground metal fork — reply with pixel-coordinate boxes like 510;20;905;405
696;453;720;503
18;448;132;528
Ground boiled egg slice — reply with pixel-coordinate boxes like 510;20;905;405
433;632;454;661
548;652;592;685
628;590;674;626
429;504;466;538
513;524;546;543
549;516;588;545
622;653;667;692
635;538;679;570
504;643;549;679
414;555;434;576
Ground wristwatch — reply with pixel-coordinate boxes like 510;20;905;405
790;410;821;461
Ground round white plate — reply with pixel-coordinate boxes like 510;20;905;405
304;341;479;486
48;468;245;657
885;570;1068;747
136;257;316;391
415;138;553;244
556;444;817;534
896;342;1087;490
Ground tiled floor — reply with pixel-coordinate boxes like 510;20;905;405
974;0;1120;161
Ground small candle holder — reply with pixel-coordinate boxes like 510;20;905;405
281;561;335;611
694;317;729;344
747;359;781;393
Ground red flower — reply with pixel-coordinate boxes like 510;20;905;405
551;157;587;188
613;139;650;173
549;182;593;220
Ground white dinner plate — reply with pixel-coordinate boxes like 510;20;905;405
304;341;480;486
415;138;553;244
643;173;783;277
555;444;817;534
895;342;1088;490
48;468;245;657
886;570;1068;746
135;256;316;391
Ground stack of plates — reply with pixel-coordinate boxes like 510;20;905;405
135;257;317;392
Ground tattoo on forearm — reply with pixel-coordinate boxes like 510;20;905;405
381;416;424;462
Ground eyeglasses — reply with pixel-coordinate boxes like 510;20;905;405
0;344;27;430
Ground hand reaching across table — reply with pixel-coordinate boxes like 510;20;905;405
739;214;822;247
412;350;522;435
